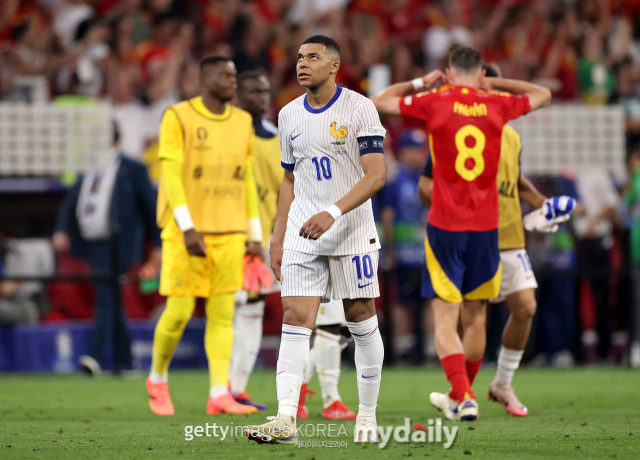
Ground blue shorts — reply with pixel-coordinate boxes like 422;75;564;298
421;224;502;303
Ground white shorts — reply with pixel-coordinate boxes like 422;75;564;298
316;298;347;326
280;249;380;300
492;249;538;302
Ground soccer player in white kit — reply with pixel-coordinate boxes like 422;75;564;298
245;35;386;444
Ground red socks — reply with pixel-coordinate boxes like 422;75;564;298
441;353;475;402
465;358;483;386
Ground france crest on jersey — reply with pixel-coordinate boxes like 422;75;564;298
278;86;385;256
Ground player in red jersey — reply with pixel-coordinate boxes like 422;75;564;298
371;48;551;421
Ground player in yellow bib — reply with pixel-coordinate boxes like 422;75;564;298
227;70;283;410
146;56;263;416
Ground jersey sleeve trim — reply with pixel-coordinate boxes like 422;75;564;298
281;161;295;170
357;136;384;155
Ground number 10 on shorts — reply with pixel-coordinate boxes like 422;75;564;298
352;255;374;288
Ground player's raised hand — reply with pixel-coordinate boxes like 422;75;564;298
299;211;335;240
479;76;495;92
421;70;448;90
184;229;207;257
269;241;283;281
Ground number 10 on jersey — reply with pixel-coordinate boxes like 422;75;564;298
312;156;332;180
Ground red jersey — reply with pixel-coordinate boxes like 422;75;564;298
400;85;530;231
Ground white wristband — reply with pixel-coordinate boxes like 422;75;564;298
247;216;263;242
325;204;343;221
172;205;194;232
411;77;425;91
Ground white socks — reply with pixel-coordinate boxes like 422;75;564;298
348;315;383;419
276;324;312;419
494;346;524;386
303;342;317;384
149;369;167;383
229;299;265;396
314;330;342;408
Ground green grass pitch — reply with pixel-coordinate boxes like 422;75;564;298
1;367;638;459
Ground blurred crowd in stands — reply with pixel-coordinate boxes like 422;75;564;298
2;0;640;368
3;0;640;151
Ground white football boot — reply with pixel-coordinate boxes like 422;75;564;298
457;398;479;421
429;392;459;421
245;415;299;444
354;414;378;443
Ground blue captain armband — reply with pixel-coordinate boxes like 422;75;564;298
358;136;384;155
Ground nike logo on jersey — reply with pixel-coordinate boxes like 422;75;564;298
291;133;302;141
358;283;372;289
277;371;285;376
362;374;377;379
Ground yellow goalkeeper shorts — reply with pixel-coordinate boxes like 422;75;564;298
160;233;246;298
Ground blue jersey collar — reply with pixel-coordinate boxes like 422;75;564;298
304;85;342;114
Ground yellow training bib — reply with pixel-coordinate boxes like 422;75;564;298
252;119;283;247
157;97;253;235
497;125;525;250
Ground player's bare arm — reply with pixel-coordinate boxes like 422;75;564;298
518;173;546;209
299;152;385;240
418;176;433;209
270;169;294;279
370;69;447;116
481;77;552;111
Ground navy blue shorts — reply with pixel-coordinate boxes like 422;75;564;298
421;223;502;303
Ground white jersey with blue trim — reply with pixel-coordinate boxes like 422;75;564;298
278;86;385;256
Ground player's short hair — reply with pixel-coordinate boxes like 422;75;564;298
449;47;482;73
302;35;341;61
482;63;500;78
237;70;267;90
199;56;233;73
